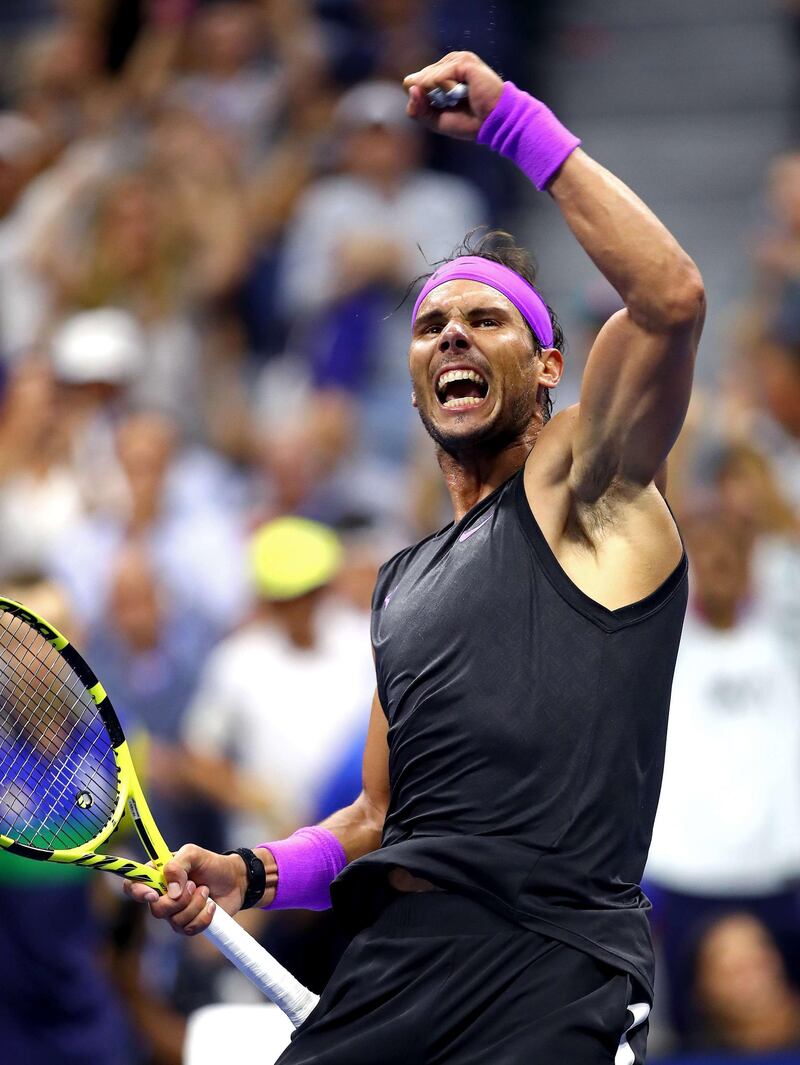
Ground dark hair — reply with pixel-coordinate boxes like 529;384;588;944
451;233;570;419
413;230;562;423
416;228;565;423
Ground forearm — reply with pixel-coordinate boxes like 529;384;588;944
475;79;702;332
318;791;386;862
548;150;704;332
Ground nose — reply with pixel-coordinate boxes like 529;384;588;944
438;320;470;353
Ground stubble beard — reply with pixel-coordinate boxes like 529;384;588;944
416;388;538;460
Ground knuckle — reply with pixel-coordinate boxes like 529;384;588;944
173;843;194;864
184;913;207;936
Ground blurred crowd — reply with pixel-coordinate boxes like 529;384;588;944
0;2;798;1064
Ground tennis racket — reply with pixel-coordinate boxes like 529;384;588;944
0;593;319;1028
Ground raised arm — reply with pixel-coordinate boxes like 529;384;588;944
549;152;705;496
404;53;705;496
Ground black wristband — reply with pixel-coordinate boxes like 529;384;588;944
224;847;266;910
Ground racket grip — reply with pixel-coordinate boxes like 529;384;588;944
204;904;320;1027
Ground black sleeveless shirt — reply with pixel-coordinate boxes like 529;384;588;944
332;469;688;994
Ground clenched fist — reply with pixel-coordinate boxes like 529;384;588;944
404;52;504;140
123;844;276;935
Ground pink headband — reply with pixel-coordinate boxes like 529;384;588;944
412;255;554;347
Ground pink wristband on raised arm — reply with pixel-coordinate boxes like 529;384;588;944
477;81;580;191
259;827;347;911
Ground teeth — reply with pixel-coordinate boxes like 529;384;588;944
442;396;484;409
436;369;486;393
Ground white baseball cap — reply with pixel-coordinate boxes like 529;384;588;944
334;81;413;132
51;308;145;385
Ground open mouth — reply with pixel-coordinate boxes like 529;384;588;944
435;368;489;410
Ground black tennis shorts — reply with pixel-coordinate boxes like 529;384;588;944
276;891;650;1064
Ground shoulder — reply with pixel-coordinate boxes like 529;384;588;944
526;402;671;520
526;405;580;483
522;406;579;533
523;404;684;607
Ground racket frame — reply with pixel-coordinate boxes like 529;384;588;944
0;595;174;890
0;594;321;1027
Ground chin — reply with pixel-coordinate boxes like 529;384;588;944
419;405;506;455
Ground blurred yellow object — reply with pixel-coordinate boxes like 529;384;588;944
250;517;343;601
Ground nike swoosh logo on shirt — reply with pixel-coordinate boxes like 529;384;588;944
457;512;493;543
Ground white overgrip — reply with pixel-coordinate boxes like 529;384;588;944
204;904;320;1028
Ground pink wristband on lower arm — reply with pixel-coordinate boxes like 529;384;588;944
259;827;347;911
477;81;580;191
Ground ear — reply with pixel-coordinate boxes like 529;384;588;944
537;347;564;389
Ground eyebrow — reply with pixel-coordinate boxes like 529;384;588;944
413;304;511;331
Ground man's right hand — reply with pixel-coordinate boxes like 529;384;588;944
123;844;267;935
403;52;504;141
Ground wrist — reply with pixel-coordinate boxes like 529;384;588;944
477;81;580;191
223;847;268;910
258;826;346;911
226;851;249;909
254;846;279;906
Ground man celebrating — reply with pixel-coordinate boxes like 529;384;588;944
129;53;704;1062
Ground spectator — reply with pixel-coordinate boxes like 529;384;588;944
0;110;45;216
86;542;224;855
714;443;800;684
180;517;374;849
10;19;110;143
0;109;56;357
692;914;800;1053
169;0;323;170
318;0;433;87
0;354;83;579
757;286;800;509
51;407;248;630
646;505;800;1040
37;153;249;431
755;153;800;290
49;307;145;509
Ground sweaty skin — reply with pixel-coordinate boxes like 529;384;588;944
125;50;704;932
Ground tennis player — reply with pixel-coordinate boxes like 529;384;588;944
128;52;705;1063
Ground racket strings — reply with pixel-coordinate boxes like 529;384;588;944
0;648;116;848
0;678;117;847
0;661;106;846
0;612;118;850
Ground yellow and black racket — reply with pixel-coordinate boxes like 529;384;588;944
0;594;319;1028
